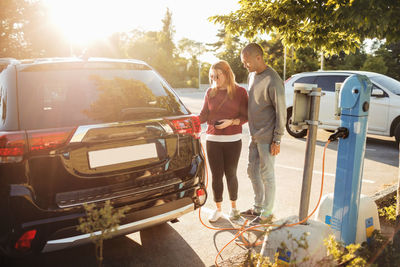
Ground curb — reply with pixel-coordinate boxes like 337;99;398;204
371;184;397;207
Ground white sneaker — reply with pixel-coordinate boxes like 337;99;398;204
229;209;241;221
208;210;222;222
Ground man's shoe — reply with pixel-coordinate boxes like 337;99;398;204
250;214;274;226
240;208;261;217
229;209;241;221
208;210;223;223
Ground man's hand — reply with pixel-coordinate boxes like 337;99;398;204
270;142;280;156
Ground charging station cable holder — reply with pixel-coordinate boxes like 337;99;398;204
292;83;324;130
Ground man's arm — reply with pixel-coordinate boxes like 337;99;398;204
269;79;286;156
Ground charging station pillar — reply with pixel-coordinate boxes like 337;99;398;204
331;74;372;245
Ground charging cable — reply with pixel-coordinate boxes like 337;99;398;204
198;138;333;267
328;127;349;141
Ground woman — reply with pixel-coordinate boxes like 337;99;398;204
198;60;248;222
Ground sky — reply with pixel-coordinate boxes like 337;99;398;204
44;0;241;62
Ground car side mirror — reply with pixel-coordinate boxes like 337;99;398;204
371;88;385;97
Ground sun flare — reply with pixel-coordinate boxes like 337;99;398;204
44;0;151;45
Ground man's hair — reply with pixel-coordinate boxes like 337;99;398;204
241;43;264;57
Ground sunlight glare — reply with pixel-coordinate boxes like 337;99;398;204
45;0;153;45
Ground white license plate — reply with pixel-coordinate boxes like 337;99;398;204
88;143;158;168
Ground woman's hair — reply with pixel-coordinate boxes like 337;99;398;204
208;60;237;99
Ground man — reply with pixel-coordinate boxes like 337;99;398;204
240;43;286;224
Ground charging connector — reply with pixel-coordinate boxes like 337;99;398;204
328;127;349;141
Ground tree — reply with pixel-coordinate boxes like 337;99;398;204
211;0;400;55
209;29;247;83
325;47;367;71
77;200;130;267
361;55;388;74
177;38;207;87
376;41;400;81
1;0;70;58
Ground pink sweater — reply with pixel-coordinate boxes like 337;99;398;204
199;86;248;136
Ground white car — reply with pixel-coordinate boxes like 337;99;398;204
285;70;400;143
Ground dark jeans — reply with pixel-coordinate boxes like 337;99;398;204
206;140;242;203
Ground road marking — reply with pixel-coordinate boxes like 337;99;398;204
362;179;375;184
365;148;376;151
276;164;375;184
276;164;335;177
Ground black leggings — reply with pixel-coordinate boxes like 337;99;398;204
206;140;242;203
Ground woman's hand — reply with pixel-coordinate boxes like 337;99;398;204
215;119;233;129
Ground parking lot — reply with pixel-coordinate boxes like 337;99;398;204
6;89;399;267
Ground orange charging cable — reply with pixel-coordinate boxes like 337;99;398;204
197;139;331;266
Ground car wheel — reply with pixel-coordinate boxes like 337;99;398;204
286;108;307;138
395;123;400;145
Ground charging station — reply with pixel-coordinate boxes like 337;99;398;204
316;74;380;245
259;74;377;265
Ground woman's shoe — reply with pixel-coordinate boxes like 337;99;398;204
208;210;223;222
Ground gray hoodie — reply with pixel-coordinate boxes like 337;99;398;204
247;67;286;144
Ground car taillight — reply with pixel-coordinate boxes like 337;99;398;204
196;188;207;206
0;127;76;163
191;115;201;138
167;116;201;139
0;131;26;163
14;229;37;251
0;132;26;156
27;127;75;152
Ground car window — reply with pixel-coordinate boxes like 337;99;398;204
17;63;188;130
292;76;316;86
314;75;349;92
371;83;388;97
370;75;400;95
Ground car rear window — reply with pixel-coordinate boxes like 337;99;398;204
17;62;188;130
291;76;316;86
314;75;349;92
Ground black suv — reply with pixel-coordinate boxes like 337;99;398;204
0;58;206;257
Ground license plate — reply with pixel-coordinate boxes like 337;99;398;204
88;143;158;168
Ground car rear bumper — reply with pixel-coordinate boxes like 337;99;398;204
42;203;194;253
0;181;206;257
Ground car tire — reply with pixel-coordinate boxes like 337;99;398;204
395;123;400;145
286;108;307;138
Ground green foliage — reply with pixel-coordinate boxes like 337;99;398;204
361;55;388;74
322;231;400;267
77;200;130;267
323;235;367;266
239;228;400;267
0;0;70;58
375;41;400;81
209;29;248;83
379;196;397;223
210;0;400;55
